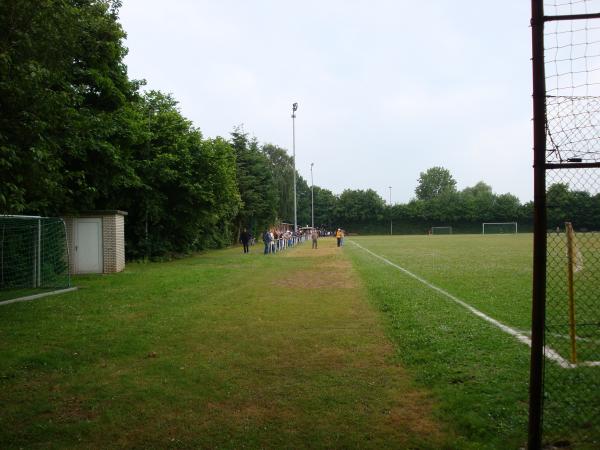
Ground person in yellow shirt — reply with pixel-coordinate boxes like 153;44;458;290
336;228;342;247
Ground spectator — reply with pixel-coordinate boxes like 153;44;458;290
263;230;271;254
240;228;251;253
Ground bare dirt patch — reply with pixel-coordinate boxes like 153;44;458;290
272;268;357;289
281;242;341;258
386;391;446;440
54;396;97;423
205;400;297;423
273;247;357;289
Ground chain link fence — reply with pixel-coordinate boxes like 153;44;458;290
531;1;600;447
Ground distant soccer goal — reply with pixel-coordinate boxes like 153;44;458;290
431;226;452;235
482;222;518;234
0;216;71;299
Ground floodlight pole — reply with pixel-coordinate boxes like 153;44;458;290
310;163;314;229
292;103;298;233
389;186;393;235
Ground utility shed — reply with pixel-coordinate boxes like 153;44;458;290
62;211;127;274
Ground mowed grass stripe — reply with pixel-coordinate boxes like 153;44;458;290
349;234;533;330
0;238;452;449
344;237;532;449
349;239;576;369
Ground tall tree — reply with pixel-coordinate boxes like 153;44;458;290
415;167;457;201
231;127;277;235
262;143;294;223
312;187;337;229
460;181;495;221
122;92;240;257
0;0;138;214
335;189;386;225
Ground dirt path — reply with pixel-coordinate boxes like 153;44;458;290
222;237;451;448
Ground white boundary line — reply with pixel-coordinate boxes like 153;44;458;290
350;241;600;369
0;287;78;306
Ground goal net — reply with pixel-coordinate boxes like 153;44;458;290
482;222;517;234
431;226;452;235
0;216;70;296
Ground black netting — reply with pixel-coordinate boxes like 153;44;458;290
541;2;600;445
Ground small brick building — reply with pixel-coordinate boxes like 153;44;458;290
62;211;127;274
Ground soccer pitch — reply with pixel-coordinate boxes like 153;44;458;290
348;234;533;331
345;233;599;445
347;233;599;368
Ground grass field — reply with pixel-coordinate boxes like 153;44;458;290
0;239;453;449
347;234;598;448
0;234;598;448
346;234;532;449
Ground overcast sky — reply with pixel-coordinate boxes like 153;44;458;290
118;0;533;204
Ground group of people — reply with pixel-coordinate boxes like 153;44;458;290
239;227;346;253
261;229;309;254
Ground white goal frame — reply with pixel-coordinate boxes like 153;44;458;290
482;222;518;234
431;226;452;235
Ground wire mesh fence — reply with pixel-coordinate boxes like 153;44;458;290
0;216;70;300
544;170;600;445
536;1;600;446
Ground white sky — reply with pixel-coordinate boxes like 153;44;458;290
119;0;533;204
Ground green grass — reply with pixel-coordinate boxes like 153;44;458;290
2;234;597;448
346;234;599;449
0;240;453;449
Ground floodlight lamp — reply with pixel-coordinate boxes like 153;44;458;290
292;102;298;112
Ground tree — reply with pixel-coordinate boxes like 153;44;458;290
546;183;572;229
460;181;495;221
0;0;138;214
230;127;277;235
335;189;386;225
262;143;294;223
296;176;312;227
494;193;521;221
121;92;240;257
415;167;457;201
312;187;337;229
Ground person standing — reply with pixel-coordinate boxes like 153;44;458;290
336;228;342;247
240;228;251;253
269;230;276;253
263;230;271;254
311;229;319;249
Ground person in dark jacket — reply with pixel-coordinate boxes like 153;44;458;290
240;228;251;253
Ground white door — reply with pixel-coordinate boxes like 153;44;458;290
75;218;103;273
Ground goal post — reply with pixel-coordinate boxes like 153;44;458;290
431;226;452;235
0;216;71;295
482;222;518;234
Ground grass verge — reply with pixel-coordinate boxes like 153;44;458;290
0;238;452;449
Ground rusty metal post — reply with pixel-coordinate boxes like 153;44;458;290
529;1;547;448
565;222;577;363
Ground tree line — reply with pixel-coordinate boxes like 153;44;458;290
1;1;594;259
